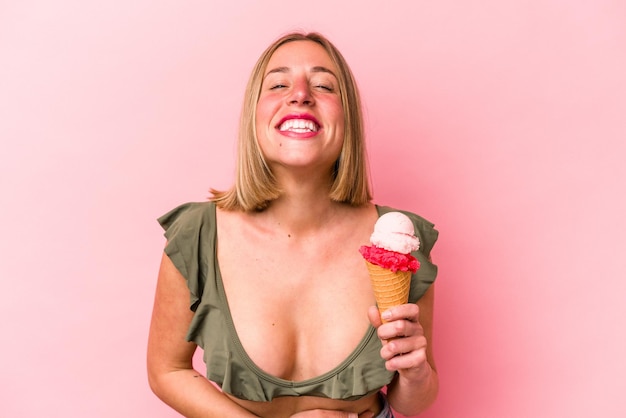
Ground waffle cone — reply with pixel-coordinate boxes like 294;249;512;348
365;260;411;322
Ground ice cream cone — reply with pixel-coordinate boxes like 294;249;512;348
365;260;411;322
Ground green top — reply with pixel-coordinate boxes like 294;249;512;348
158;201;438;402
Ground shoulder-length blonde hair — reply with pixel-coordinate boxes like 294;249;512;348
211;32;371;211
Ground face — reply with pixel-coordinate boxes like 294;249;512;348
255;40;345;175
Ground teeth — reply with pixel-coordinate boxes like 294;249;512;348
279;119;319;132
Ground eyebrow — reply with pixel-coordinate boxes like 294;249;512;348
264;66;337;79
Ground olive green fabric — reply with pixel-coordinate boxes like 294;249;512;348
158;201;438;401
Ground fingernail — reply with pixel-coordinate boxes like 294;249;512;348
381;310;392;320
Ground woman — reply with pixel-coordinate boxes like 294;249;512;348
147;32;439;418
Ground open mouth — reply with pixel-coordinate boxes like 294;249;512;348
278;119;320;133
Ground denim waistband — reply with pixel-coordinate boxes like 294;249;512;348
376;393;394;418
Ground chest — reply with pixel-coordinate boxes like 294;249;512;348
216;217;376;381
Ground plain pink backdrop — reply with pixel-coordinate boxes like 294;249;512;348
1;1;625;417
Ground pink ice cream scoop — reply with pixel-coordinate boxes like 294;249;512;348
370;212;420;254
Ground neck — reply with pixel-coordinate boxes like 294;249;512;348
259;171;341;236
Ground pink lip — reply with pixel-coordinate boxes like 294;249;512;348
275;113;321;129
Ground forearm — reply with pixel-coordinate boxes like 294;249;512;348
386;364;439;416
149;367;259;418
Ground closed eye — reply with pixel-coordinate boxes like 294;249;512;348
316;84;334;92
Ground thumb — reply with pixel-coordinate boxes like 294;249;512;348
367;305;383;328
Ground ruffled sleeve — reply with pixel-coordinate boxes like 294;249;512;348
377;206;439;302
157;202;216;311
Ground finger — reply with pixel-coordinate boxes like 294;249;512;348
381;333;427;358
380;303;420;323
376;316;423;342
380;325;428;365
385;344;428;372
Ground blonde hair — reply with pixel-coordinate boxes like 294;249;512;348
211;32;371;211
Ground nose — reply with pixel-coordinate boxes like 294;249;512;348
287;80;314;106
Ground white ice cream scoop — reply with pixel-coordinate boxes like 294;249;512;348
370;212;420;254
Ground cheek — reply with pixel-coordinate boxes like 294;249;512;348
334;106;346;138
255;100;269;125
255;106;271;141
255;95;281;131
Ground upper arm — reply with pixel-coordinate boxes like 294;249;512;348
147;252;198;375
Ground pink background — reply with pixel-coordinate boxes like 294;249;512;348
1;1;625;417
